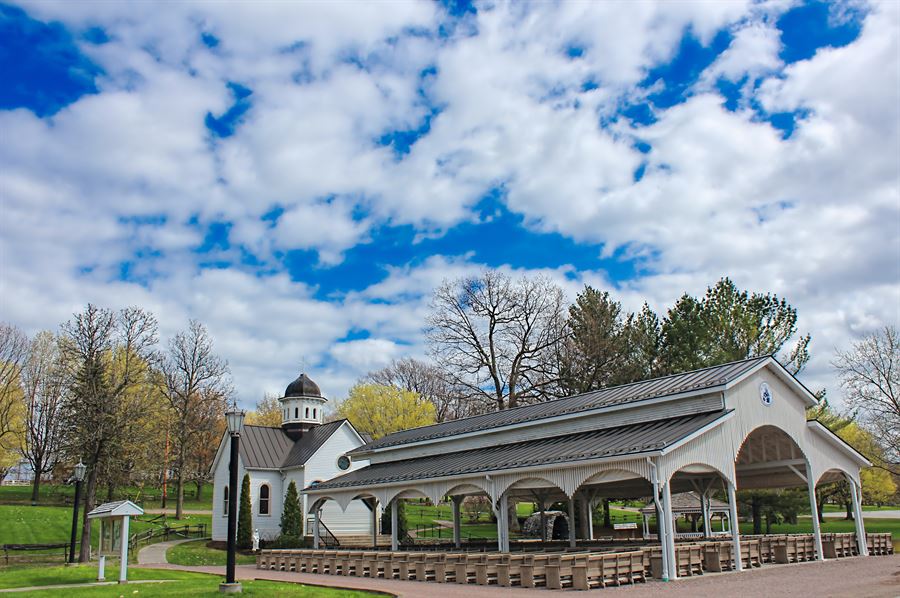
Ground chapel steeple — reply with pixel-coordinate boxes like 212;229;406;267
279;372;327;440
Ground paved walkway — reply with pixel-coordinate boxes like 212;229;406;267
821;509;900;519
136;537;203;565
140;554;899;597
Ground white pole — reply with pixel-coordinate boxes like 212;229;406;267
313;508;320;549
119;517;129;583
391;499;399;551
727;479;743;571
497;493;509;553
452;496;462;548
849;477;868;556
701;493;711;539
371;500;379;549
648;459;669;582
661;482;677;580
805;462;824;561
586;499;595;541
567;497;576;548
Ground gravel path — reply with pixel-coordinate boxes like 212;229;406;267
140;554;899;597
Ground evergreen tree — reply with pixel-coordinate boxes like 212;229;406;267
280;480;303;538
237;473;252;549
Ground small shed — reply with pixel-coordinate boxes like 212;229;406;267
639;491;730;539
87;500;143;583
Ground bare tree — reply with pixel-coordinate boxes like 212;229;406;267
20;331;66;503
0;323;28;469
427;271;566;412
366;357;467;422
160;320;231;519
60;304;159;561
833;326;899;473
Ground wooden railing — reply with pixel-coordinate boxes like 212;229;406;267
128;523;207;552
1;543;70;565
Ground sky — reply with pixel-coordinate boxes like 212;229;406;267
0;0;898;410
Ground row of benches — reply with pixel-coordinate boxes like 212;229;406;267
258;548;646;590
257;532;893;591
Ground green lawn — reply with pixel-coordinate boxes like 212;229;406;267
0;504;211;553
822;504;898;512
0;483;214;511
0;565;378;596
167;540;256;567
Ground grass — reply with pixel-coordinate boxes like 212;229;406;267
0;504;211;553
822;504;898;512
0;483;214;511
0;564;379;596
166;540;256;567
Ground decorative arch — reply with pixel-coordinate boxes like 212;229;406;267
734;424;811;490
496;475;567;501
381;486;430;507
815;466;857;487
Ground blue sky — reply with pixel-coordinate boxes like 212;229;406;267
1;0;898;406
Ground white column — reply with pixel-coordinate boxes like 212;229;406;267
586;498;595;541
642;513;649;539
313;508;320;549
118;516;129;583
805;462;824;561
567;497;577;548
849;477;868;556
727;479;743;571
497;493;510;553
391;499;399;551
661;482;677;580
701;493;711;539
452;496;462;548
371;500;379;549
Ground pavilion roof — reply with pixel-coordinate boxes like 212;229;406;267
309;410;730;492
350;356;770;455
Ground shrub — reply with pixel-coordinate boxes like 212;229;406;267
237;474;252;549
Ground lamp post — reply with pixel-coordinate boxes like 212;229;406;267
68;461;87;564
221;407;245;594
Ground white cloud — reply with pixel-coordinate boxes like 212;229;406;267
1;0;897;411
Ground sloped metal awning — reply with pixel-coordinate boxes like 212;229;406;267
309;410;731;493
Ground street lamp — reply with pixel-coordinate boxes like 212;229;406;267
221;406;245;594
69;461;87;564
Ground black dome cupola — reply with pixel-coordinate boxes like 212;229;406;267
279;372;327;440
284;373;323;399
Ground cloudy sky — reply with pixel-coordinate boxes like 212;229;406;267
1;0;898;409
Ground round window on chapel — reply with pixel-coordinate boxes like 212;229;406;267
337;455;351;471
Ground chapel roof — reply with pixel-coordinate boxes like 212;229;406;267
238;419;346;470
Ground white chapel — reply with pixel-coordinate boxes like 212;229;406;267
211;372;373;542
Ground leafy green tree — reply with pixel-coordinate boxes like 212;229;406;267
237;473;252;549
660;278;810;375
564;288;632;392
338;384;436;440
280;480;303;538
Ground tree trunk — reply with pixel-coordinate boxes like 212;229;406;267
78;466;99;562
195;479;203;501
845;501;853;520
603;498;611;528
751;495;762;535
176;474;184;520
817;494;824;523
690;515;697;532
30;474;41;505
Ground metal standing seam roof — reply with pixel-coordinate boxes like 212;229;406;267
350;356;769;455
239;420;347;470
309;410;731;492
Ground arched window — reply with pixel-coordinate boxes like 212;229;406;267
223;485;229;516
313;408;317;419
259;484;270;515
294;407;298;418
305;407;310;418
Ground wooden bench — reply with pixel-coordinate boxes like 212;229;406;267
773;535;815;563
822;533;856;558
572;550;646;590
867;533;894;556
